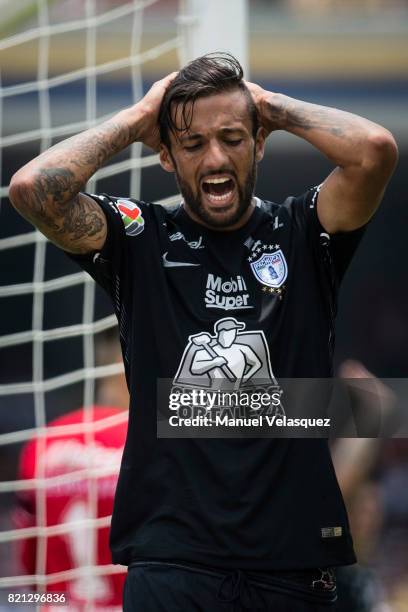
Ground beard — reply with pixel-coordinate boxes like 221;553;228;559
174;155;257;229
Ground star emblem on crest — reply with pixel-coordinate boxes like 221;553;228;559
261;284;286;300
246;242;285;271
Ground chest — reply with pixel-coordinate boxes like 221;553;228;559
126;211;333;379
156;219;311;322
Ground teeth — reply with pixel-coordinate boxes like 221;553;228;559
204;177;231;184
206;190;233;202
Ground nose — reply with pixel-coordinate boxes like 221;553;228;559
203;139;229;171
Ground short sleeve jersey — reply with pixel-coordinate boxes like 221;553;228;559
67;187;365;571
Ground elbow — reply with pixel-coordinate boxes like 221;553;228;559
8;171;37;214
362;129;399;175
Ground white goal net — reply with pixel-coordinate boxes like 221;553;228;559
0;0;185;609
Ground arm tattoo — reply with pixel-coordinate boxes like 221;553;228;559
284;105;345;137
265;97;347;137
12;117;136;250
18;167;101;240
58;196;105;240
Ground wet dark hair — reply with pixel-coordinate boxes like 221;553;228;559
158;52;259;149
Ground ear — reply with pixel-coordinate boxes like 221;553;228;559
255;127;266;163
159;144;176;173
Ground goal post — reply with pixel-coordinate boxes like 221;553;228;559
178;0;249;76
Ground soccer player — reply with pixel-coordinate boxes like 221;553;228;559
9;53;397;611
14;328;129;611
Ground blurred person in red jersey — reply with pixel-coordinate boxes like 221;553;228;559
13;327;129;611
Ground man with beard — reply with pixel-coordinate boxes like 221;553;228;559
9;54;397;611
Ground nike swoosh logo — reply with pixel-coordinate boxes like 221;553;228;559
162;252;201;268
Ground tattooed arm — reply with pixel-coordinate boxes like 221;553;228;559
246;83;398;233
8;72;177;254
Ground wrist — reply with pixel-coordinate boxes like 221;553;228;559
262;92;290;131
115;103;151;143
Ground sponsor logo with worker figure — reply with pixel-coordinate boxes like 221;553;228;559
173;317;278;390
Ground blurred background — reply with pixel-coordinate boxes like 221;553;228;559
0;0;407;610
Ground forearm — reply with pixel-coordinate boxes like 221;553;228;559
246;79;397;232
261;93;395;170
9;104;148;212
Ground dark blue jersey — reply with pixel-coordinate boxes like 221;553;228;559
67;187;365;570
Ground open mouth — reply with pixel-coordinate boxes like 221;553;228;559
201;176;236;206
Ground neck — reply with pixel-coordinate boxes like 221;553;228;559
183;198;256;232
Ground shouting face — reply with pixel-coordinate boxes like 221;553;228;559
159;89;265;230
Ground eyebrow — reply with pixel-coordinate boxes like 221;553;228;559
219;127;246;136
179;127;246;143
179;133;202;143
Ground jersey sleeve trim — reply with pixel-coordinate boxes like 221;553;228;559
310;185;369;283
85;192;126;260
62;193;128;295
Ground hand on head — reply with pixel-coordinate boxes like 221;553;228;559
244;80;282;137
137;71;178;151
137;71;276;152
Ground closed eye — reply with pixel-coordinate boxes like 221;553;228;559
226;139;243;146
184;143;202;151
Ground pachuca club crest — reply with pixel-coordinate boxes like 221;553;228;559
248;244;287;297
